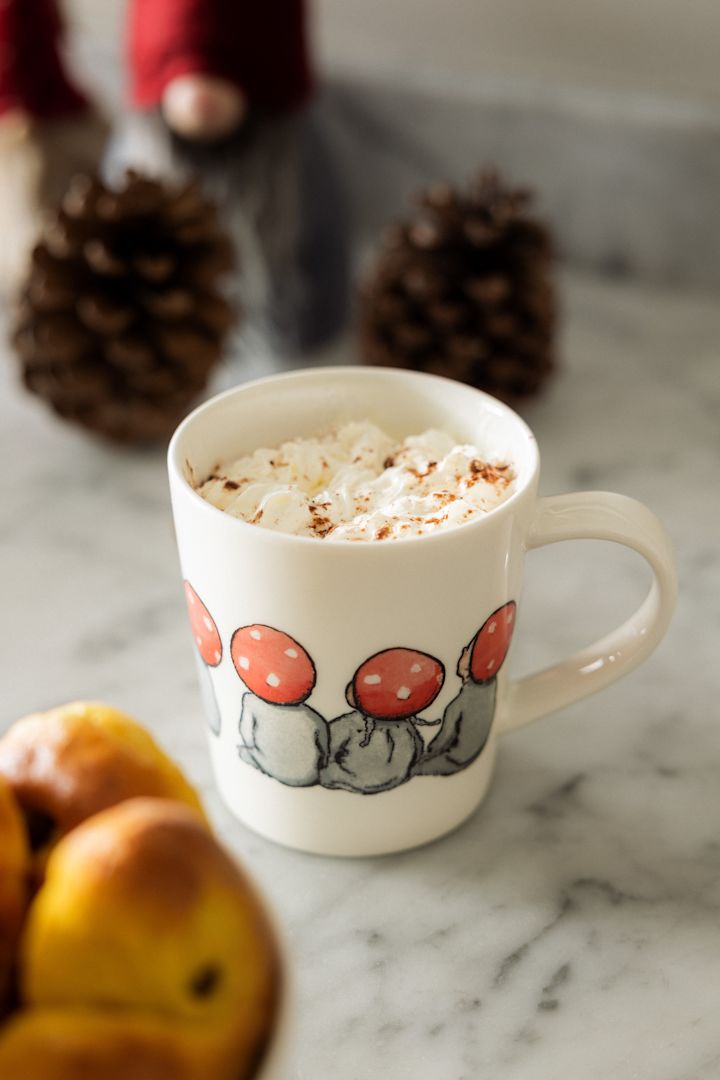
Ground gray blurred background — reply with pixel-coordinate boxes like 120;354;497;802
67;0;720;289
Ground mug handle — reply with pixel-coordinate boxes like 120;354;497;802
497;492;677;733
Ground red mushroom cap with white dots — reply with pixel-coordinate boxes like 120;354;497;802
231;625;316;705
352;648;445;720
470;601;516;683
184;582;222;667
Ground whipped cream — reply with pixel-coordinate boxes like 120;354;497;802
195;421;515;541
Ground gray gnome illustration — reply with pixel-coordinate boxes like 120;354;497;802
233;624;328;787
321;647;444;795
414;602;516;777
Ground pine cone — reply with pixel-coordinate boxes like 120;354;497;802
360;171;556;402
13;170;236;444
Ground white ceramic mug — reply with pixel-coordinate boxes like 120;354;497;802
168;367;676;857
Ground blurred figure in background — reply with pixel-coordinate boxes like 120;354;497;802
0;0;348;353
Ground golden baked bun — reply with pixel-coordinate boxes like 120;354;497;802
0;778;28;1013
15;798;280;1080
0;1010;205;1080
0;702;205;872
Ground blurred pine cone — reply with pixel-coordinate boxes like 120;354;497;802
360;170;557;402
13;170;235;444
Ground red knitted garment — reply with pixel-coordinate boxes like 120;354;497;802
129;0;315;111
0;0;88;118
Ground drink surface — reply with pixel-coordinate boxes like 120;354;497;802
195;421;515;541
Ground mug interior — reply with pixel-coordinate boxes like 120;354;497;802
170;367;538;516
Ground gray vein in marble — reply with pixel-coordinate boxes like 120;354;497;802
493;895;575;988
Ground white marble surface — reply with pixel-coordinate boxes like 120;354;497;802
2;272;719;1079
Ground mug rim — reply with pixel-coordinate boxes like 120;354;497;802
168;366;540;550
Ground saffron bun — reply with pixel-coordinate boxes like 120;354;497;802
0;778;28;1014
0;702;205;874
2;798;280;1080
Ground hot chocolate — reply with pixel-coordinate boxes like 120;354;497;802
194;420;515;541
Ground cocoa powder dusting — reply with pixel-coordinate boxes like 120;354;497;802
309;502;335;538
468;459;513;487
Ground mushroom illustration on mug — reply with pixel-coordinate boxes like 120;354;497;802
321;648;444;795
232;625;329;787
415;601;517;777
183;582;223;736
